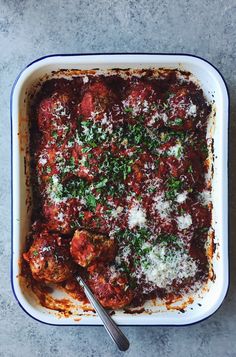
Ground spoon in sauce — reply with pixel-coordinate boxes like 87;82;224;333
76;276;130;351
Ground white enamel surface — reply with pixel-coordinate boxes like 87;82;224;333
11;54;229;325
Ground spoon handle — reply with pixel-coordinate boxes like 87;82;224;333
76;276;130;351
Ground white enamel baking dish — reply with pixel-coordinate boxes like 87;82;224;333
11;54;229;325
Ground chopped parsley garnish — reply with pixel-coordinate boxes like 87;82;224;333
81;120;90;127
165;177;183;200
147;187;156;193
160;130;186;143
126;123;160;151
52;131;58;139
120;261;130;274
86;194;97;210
163;102;170;110
127;123;146;145
201;144;208;155
100;153;134;182
69;157;75;167
70;220;80;230
80;121;110;145
164;91;174;101
81;147;91;153
116;227;151;257
124;107;133;113
188;165;193;173
170;117;184;126
158;234;178;244
199;227;209;233
79;212;84;219
59;179;89;199
95;178;108;189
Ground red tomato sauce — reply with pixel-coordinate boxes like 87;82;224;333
23;69;213;310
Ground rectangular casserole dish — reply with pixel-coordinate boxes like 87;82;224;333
11;54;229;325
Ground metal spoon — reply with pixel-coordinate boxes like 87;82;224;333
76;276;130;351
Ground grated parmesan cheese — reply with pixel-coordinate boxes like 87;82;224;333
47;174;64;203
83;76;89;84
128;204;147;229
141;243;197;288
198;190;211;206
38;157;47;166
115;245;131;265
167;143;183;159
142;100;149;113
148;112;168;126
82;125;90;135
176;191;188;203
153;194;171;219
101;113;109;125
111;206;124;218
187;103;197;117
57;212;64;222
176;213;192;230
54;101;68;118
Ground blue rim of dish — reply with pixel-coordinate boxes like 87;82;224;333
10;52;230;327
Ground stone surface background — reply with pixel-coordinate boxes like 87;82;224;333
0;1;235;356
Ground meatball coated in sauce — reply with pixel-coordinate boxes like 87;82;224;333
156;135;205;192
77;81;115;121
165;85;210;131
123;80;165;129
37;92;75;139
70;230;117;267
23;231;73;283
124;81;157;112
87;266;134;309
42;198;82;234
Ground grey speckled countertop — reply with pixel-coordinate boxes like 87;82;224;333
0;1;235;356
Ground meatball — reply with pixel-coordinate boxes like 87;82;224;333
124;81;155;115
123;80;167;129
37;92;75;139
87;265;134;309
42;199;83;234
78;81;114;121
23;231;72;283
164;85;210;131
70;230;117;267
156;138;204;190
